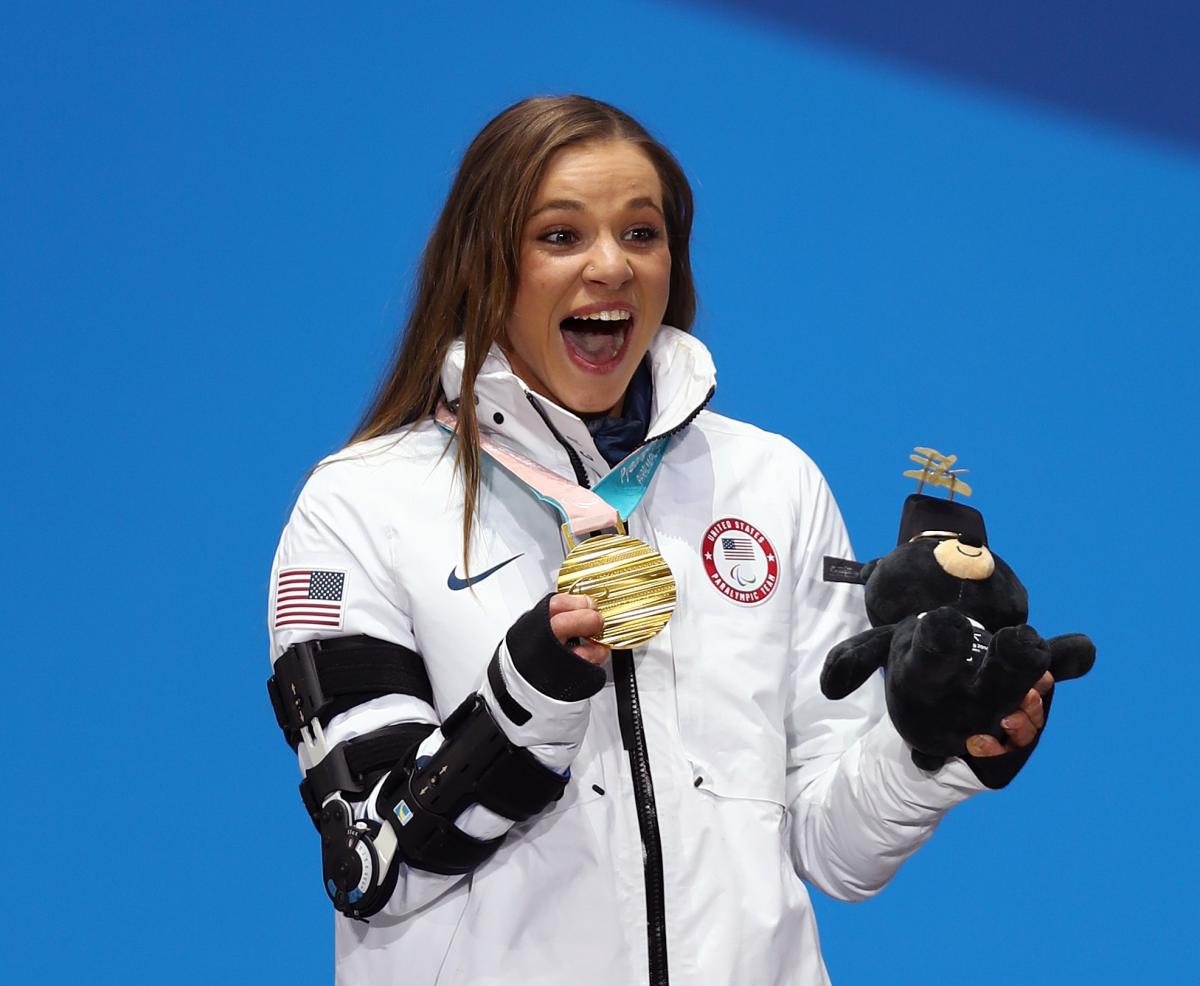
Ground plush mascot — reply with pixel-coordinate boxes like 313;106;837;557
821;450;1095;789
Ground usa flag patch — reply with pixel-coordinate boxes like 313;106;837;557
274;568;346;629
701;518;779;606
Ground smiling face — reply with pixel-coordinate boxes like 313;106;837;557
503;140;671;416
933;536;996;580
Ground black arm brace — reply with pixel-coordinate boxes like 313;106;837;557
267;634;570;918
267;634;436;827
376;693;569;876
267;634;434;749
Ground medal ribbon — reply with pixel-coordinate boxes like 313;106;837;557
435;402;669;539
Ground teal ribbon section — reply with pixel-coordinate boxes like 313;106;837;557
592;437;670;521
511;437;671;528
436;414;670;529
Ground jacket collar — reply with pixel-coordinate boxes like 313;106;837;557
440;325;716;485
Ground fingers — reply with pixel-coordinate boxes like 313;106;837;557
968;675;1056;757
967;715;1034;757
548;593;608;665
999;710;1038;748
966;734;1007;758
571;640;610;666
548;592;596;619
1020;685;1046;730
549;602;604;647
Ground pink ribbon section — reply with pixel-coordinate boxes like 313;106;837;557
436;403;619;538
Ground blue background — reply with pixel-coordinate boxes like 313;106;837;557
5;2;1197;982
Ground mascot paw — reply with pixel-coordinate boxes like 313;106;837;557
990;624;1050;676
906;607;975;688
973;625;1050;732
1048;632;1096;682
912;606;971;653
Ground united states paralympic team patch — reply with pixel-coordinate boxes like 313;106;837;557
274;568;346;629
701;518;779;605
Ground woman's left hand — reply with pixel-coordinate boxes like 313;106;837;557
966;671;1053;757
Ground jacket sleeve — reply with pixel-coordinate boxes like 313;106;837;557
783;468;984;902
268;460;600;920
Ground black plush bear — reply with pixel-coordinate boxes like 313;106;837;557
821;492;1095;789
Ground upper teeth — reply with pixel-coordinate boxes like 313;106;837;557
575;310;631;321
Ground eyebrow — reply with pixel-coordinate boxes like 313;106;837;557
528;196;664;219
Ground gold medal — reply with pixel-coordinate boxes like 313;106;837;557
557;521;676;649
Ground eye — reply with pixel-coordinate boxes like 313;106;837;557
624;224;662;243
539;227;578;247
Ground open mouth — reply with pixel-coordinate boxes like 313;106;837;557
559;309;634;369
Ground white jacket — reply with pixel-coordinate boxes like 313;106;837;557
268;326;983;986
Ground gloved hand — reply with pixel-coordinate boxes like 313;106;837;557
957;625;1095;788
547;592;609;665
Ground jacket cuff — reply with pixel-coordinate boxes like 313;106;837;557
506;594;607;701
482;638;595;773
862;715;986;811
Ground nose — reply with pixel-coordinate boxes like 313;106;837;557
958;534;984;548
584;235;633;288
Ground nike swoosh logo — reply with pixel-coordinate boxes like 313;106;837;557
447;553;524;591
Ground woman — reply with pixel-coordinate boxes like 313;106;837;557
267;95;1047;985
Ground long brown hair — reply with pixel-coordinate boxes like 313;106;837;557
352;95;697;562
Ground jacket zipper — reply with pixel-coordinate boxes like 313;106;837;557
636;385;715;449
529;384;712;986
613;649;669;986
525;393;592;488
527;383;715;482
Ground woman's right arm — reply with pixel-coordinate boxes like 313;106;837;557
267;464;606;921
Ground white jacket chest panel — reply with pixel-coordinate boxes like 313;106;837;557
637;419;798;808
395;458;566;707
